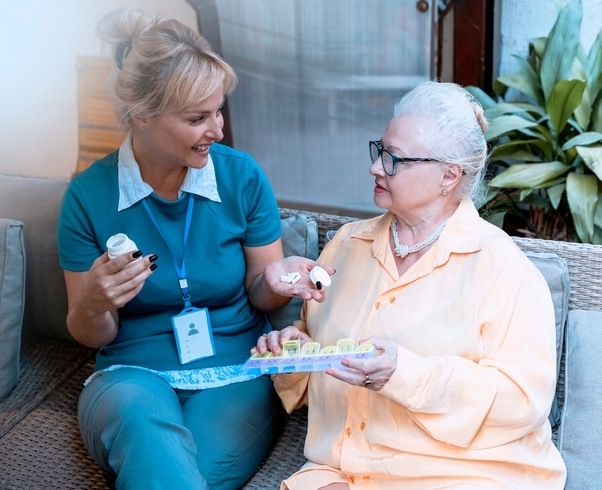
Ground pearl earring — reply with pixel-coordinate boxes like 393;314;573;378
441;189;448;196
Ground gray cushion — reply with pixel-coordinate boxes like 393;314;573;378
267;213;319;330
0;219;25;399
523;251;570;428
557;310;602;488
0;174;70;341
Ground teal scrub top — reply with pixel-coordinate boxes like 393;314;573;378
58;143;281;371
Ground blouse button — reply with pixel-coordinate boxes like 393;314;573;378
389;296;396;303
359;422;366;430
374;301;381;309
345;427;352;437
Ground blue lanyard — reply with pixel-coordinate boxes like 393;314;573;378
142;193;195;309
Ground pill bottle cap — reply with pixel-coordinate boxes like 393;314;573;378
106;233;138;259
309;266;331;287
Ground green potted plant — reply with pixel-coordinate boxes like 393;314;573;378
468;0;602;243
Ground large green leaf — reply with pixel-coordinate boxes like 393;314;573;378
489;161;570;189
529;37;547;61
576;145;602;180
566;172;599;242
515;57;544;104
569;60;592;130
513;102;547;118
519;128;550;147
562;132;602;151
490;150;542;164
587;28;602;103
531;137;555;161
574;90;592;131
547;79;586;134
547;183;566;209
496;71;539;103
484;102;537;120
522;125;558;152
485;115;538;141
543;176;570;188
540;0;582;102
489;140;550;162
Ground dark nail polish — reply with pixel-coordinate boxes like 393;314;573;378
149;254;159;263
132;250;143;258
149;263;158;271
316;281;322;290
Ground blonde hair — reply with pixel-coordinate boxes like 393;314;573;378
393;81;489;205
96;8;238;129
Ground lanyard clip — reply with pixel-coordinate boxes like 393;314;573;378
180;279;192;309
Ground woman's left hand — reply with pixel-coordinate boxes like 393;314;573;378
264;256;335;302
326;336;398;391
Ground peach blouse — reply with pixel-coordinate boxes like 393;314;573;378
275;199;566;489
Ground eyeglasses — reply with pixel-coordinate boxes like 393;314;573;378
369;140;446;177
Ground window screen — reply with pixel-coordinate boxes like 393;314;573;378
214;0;436;214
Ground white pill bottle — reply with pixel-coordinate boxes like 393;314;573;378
106;233;139;260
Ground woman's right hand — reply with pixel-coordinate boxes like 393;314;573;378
79;251;158;315
64;250;158;348
252;326;313;356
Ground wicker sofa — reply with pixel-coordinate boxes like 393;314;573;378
1;173;601;489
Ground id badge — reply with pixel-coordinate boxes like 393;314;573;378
172;307;216;365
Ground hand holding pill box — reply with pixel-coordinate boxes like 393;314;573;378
243;338;376;375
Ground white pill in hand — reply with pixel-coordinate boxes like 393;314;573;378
309;266;331;288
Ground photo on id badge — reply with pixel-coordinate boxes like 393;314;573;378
172;307;215;364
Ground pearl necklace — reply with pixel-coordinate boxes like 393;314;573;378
390;217;447;258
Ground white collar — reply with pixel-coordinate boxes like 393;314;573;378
117;135;222;211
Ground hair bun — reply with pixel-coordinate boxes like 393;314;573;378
473;104;488;133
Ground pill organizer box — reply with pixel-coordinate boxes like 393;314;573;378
243;338;376;374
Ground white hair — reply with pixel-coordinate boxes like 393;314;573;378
393;81;489;205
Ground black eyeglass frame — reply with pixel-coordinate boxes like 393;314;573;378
369;140;451;177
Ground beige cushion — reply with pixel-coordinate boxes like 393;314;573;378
0;175;70;341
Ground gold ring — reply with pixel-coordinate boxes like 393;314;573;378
363;374;373;387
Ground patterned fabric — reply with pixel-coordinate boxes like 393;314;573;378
85;364;259;390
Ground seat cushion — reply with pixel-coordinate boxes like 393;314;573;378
0;219;25;399
557;310;602;488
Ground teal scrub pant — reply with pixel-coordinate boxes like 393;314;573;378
78;368;283;490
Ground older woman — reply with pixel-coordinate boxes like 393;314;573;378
256;81;567;489
57;8;330;490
